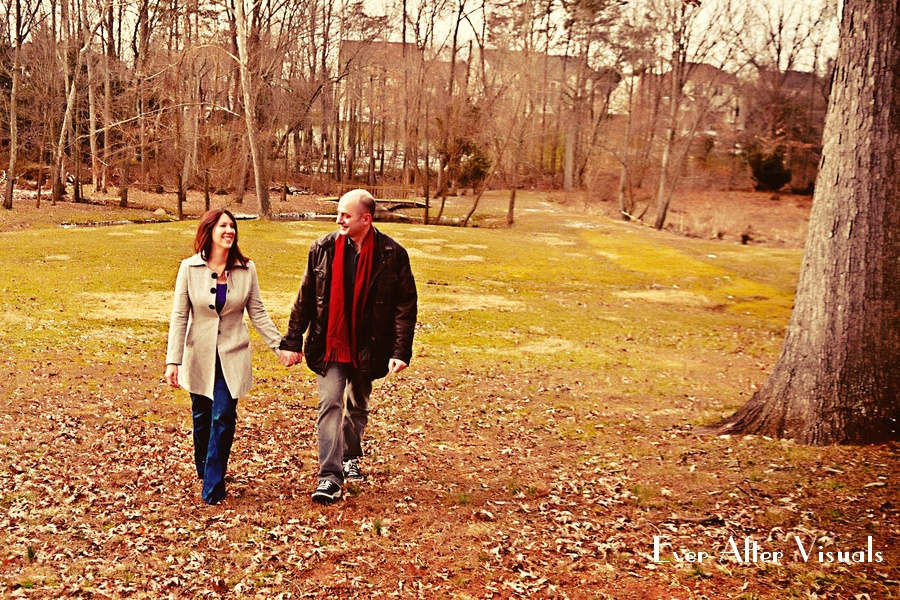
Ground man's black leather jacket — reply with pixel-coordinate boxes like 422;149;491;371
281;228;418;380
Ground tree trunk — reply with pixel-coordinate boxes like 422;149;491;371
176;172;185;220
52;0;73;206
204;168;211;211
87;52;101;194
714;0;900;445
367;78;376;186
401;1;411;187
119;160;129;207
654;70;680;230
235;138;249;205
563;104;576;192
35;128;47;208
345;98;357;182
617;74;637;220
233;0;270;216
4;22;21;210
100;3;114;193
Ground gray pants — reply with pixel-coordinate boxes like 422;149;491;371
315;362;372;485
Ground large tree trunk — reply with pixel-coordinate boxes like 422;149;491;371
715;0;900;445
52;0;73;206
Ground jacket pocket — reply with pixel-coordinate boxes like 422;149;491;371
375;273;397;305
314;267;329;306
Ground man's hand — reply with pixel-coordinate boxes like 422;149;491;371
280;350;304;367
388;358;408;374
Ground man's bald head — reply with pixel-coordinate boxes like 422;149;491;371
336;189;376;246
340;189;376;217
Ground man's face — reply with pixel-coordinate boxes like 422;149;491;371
336;196;371;240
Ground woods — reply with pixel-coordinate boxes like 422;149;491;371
1;0;835;227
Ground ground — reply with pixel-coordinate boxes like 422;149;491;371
0;185;896;599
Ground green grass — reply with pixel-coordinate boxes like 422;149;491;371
0;201;800;402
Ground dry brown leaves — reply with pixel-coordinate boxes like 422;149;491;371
1;362;898;599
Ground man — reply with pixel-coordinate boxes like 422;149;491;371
280;189;418;504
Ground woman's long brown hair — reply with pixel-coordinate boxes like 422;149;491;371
194;209;249;270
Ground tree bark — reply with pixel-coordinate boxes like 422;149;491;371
654;57;681;230
100;1;114;192
4;2;22;210
714;0;900;444
87;54;101;195
367;76;376;186
617;74;636;220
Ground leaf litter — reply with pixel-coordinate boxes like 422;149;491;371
1;359;897;599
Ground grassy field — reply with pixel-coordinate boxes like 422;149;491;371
0;191;896;598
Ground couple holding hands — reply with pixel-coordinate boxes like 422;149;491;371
165;189;418;505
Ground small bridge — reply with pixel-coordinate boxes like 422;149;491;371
321;188;427;212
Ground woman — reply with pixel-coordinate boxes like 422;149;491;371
165;209;284;505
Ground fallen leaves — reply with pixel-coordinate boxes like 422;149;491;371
1;355;899;598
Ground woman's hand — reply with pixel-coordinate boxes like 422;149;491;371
280;350;303;367
165;364;179;388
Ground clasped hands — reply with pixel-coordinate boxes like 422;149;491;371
279;350;303;367
278;350;407;374
278;349;407;375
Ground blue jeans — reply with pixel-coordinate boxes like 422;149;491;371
191;365;237;505
316;362;372;485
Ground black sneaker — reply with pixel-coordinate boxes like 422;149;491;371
343;458;365;482
311;480;342;504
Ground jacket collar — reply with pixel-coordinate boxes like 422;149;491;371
185;252;249;269
323;227;392;252
186;253;208;267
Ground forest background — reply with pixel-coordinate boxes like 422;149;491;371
1;0;836;228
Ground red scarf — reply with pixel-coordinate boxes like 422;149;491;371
325;229;374;366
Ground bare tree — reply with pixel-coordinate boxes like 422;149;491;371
50;0;110;205
3;0;42;209
230;0;270;216
737;0;837;191
649;0;737;230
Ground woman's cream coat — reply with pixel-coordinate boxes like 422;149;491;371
166;254;282;399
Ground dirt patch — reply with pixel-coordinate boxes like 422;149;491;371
80;292;175;322
515;337;576;353
425;291;524;311
532;234;577;246
444;243;489;250
616;289;715;307
79;291;298;322
591;189;812;247
406;248;485;262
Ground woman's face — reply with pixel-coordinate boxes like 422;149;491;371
212;214;236;253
